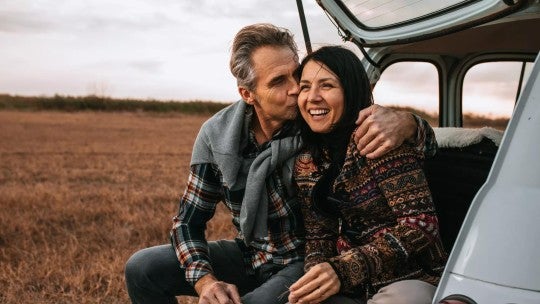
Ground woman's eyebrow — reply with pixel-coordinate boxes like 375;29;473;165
300;77;336;83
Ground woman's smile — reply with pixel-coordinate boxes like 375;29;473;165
298;60;344;133
308;108;330;116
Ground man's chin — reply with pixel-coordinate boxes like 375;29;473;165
287;107;299;119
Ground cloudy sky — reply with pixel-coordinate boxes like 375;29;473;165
0;0;521;117
0;0;344;101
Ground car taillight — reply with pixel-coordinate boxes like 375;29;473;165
438;294;477;304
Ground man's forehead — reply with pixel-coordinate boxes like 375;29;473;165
252;46;297;67
254;54;298;80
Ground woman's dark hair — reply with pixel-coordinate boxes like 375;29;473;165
295;45;374;166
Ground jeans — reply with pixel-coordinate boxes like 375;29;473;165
125;240;304;304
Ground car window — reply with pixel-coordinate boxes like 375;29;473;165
342;0;471;28
373;61;439;126
462;61;533;130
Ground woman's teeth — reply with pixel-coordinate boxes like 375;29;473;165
309;109;329;116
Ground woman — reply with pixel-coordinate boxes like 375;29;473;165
288;46;447;304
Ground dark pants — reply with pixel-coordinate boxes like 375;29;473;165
125;240;304;304
321;280;436;304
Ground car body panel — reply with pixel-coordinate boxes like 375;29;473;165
438;273;540;303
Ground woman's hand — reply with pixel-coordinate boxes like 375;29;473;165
288;262;340;304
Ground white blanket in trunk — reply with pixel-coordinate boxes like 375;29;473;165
433;127;503;148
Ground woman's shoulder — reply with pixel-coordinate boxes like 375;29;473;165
364;144;424;176
379;143;422;159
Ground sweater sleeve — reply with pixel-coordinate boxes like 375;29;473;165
300;197;339;272
328;145;440;291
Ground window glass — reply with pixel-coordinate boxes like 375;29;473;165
373;61;439;126
342;0;471;28
462;61;531;130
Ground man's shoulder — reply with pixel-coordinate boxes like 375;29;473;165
197;100;246;142
204;100;245;127
192;100;247;166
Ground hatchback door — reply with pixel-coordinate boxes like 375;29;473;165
318;0;529;46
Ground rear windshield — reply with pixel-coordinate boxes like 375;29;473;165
340;0;473;28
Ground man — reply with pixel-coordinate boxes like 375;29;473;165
125;23;436;304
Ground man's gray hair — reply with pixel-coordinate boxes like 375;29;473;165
229;23;298;91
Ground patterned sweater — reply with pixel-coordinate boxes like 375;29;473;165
294;135;447;295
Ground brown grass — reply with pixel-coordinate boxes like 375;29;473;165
0;111;235;303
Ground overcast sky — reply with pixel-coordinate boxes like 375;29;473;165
0;0;345;102
0;0;520;117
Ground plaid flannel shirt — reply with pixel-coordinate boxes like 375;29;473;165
170;118;305;286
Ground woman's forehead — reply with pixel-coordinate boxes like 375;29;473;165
301;60;339;81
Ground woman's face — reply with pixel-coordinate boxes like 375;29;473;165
298;60;344;134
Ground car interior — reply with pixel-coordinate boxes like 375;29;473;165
310;0;540;253
303;0;540;301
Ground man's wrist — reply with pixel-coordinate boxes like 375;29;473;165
194;273;218;295
403;112;419;142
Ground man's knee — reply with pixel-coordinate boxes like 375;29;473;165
125;248;152;286
242;262;304;304
125;245;177;287
125;245;193;302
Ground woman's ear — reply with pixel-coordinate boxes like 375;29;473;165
238;87;254;105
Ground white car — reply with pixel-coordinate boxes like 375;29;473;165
303;0;540;303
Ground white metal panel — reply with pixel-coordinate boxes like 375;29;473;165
435;273;540;303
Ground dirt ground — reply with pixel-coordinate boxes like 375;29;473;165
0;110;235;303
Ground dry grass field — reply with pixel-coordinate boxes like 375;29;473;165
0;110;235;303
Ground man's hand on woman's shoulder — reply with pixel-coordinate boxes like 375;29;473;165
354;104;417;159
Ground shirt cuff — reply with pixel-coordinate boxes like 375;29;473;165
186;261;214;286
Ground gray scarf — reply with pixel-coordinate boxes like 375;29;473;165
190;100;301;244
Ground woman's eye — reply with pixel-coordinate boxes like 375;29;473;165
299;85;310;91
321;82;333;89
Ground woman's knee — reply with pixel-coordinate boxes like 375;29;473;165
369;280;436;304
322;294;365;304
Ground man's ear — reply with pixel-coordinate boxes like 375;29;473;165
238;87;254;105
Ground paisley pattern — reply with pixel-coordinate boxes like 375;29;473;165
294;136;447;295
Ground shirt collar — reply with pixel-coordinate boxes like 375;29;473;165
243;105;296;154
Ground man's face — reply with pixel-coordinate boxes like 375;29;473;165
243;46;300;129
